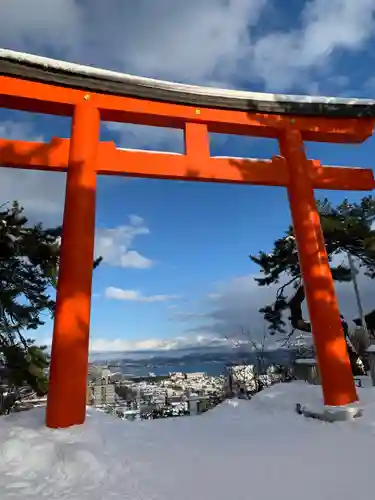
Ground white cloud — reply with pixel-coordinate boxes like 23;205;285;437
169;311;208;322
42;267;375;354
128;214;145;227
88;334;230;353
0;121;65;224
0;0;83;57
0;121;42;142
186;274;272;337
251;0;375;90
95;216;153;269
41;333;231;352
0;168;65;225
105;123;184;153
182;264;375;342
0;0;265;85
1;0;373;93
105;286;179;303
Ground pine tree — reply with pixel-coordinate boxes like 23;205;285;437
250;196;375;375
250;196;375;336
0;201;101;412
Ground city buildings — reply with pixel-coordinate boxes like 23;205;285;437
87;364;116;407
87;364;227;419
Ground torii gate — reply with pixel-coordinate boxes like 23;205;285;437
1;50;374;428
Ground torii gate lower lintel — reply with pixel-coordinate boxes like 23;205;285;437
1;50;375;428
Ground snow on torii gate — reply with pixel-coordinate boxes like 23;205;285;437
0;50;375;428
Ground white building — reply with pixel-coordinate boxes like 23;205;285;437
226;364;257;394
87;380;116;406
185;372;206;380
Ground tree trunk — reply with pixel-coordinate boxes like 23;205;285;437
288;285;311;332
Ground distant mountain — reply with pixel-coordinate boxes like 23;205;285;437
89;345;294;367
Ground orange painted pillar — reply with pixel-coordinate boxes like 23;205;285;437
184;122;210;160
280;127;358;407
46;102;100;428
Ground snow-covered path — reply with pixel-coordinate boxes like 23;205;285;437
1;382;375;500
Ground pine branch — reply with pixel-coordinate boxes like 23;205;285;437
252;195;375;334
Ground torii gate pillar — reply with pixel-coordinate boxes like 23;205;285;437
1;49;374;428
281;128;357;406
46;102;99;428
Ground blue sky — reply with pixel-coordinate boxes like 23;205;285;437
1;0;375;351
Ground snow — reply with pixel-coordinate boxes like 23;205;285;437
1;382;375;499
117;147;182;155
1;48;375;107
212;156;272;161
294;358;317;364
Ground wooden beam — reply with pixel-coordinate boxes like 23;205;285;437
2;51;374;118
0;137;68;171
0;76;374;143
309;160;375;191
99;145;288;186
0;138;374;190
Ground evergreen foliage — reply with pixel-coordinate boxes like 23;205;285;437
250;196;375;335
0;201;101;412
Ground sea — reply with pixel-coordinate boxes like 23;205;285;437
120;362;229;377
100;350;295;378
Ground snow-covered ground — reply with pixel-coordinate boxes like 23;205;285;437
1;381;375;500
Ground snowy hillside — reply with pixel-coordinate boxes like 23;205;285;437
1;381;375;500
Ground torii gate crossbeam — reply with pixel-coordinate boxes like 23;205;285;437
1;49;374;428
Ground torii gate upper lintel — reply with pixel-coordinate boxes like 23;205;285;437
0;49;374;428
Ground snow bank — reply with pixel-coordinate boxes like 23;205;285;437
1;382;375;499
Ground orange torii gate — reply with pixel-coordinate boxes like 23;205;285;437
1;50;374;428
